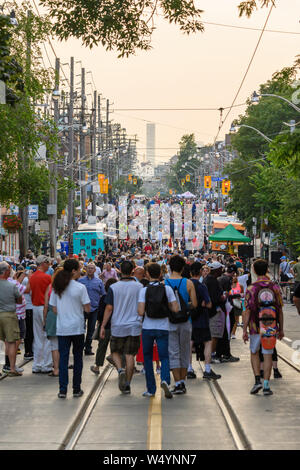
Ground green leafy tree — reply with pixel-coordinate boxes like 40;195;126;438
268;130;300;177
39;1;276;57
167;134;199;193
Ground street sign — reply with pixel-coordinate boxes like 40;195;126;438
0;80;5;104
28;205;39;220
47;204;57;215
212;177;225;182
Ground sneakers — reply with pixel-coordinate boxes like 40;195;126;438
24;353;33;360
274;369;282;379
73;390;84;398
90;365;100;375
118;369;126;392
203;369;221;380
84;350;94;356
187;370;197;379
3;366;23;373
58;392;67;398
161;381;173;399
171;384;184;395
211;355;221;364
250;382;263;394
122;384;131;394
106;355;116;368
180;382;187;394
263;388;273;396
142;391;155;397
221;355;240;363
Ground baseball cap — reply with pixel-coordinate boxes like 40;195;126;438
208;261;224;270
280;256;286;260
36;255;50;265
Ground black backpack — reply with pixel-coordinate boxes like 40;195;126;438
145;283;170;319
165;279;190;324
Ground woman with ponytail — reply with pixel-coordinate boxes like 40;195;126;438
49;259;91;399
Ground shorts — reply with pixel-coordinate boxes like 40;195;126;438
110;335;140;356
18;318;26;340
209;310;225;339
192;327;211;345
49;336;58;352
168;321;192;370
250;334;273;355
0;312;20;342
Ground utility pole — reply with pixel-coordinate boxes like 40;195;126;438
19;9;32;257
91;90;97;216
104;99;110;204
48;57;60;257
80;67;86;223
67;57;75;243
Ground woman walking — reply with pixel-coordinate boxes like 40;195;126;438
49;259;91;398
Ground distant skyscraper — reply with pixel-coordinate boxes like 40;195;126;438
146;123;156;167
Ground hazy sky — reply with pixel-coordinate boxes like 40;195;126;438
34;0;300;163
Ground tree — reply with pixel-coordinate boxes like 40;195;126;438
40;0;276;57
167;134;199;193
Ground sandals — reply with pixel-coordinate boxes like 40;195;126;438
8;370;23;377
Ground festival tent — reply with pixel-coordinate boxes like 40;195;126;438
209;224;251;242
180;191;196;198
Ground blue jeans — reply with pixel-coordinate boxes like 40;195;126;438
142;329;170;395
58;335;84;394
84;310;98;352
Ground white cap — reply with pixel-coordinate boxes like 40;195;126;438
208;261;224;270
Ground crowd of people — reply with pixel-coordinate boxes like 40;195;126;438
0;242;300;400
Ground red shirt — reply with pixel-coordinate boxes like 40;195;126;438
145;245;152;253
30;270;52;306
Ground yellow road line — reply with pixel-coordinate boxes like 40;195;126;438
147;374;162;450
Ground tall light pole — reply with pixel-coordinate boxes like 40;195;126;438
252;91;300;113
49;57;60;257
67;57;75;242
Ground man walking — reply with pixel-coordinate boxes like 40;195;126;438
138;262;178;399
0;261;23;376
29;255;52;373
243;259;284;396
165;255;197;395
100;261;143;394
78;263;105;355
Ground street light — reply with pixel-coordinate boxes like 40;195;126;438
230;122;273;143
251;91;300;113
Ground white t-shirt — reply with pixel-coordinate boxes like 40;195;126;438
138;282;176;331
49;280;90;336
22;276;33;310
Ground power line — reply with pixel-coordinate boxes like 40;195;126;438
202;20;300;35
31;0;70;87
115;103;246;111
213;4;274;145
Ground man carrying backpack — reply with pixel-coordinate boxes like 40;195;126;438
138;263;179;399
164;255;197;395
243;259;284;396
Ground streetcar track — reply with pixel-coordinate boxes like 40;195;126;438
198;360;252;451
60;364;113;450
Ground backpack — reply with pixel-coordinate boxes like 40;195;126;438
165;279;189;324
145;283;170;319
256;285;278;349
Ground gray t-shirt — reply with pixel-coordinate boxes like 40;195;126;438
105;280;143;337
0;279;21;313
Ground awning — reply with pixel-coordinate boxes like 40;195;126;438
209;224;251;242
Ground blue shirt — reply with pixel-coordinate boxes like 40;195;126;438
78;276;105;311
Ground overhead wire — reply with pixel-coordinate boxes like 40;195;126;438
213;4;275;145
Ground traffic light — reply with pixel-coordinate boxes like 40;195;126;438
181;179;185;186
222;180;231;195
186;174;190;182
204;176;211;189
